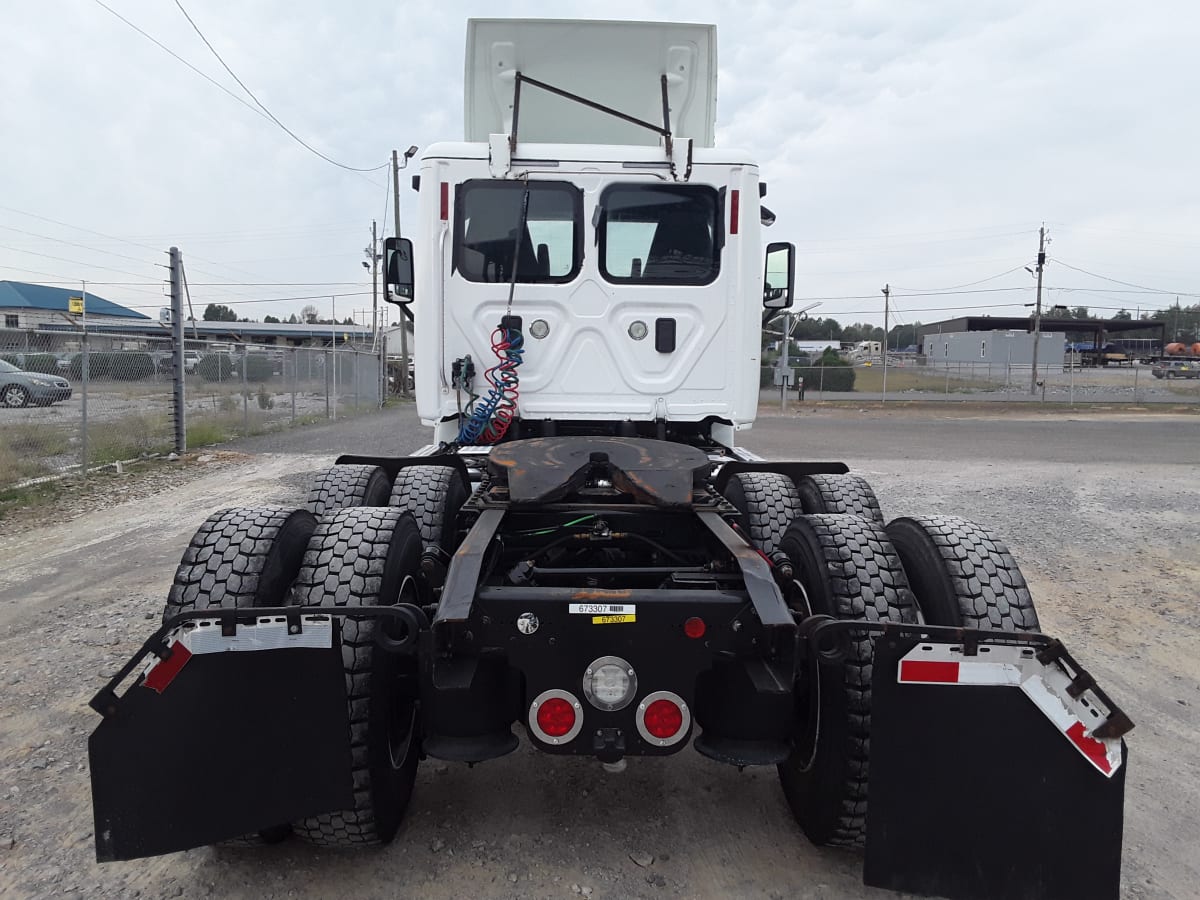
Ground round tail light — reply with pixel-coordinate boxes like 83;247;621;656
529;689;583;745
636;690;691;747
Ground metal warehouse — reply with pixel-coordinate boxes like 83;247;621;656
922;329;1065;371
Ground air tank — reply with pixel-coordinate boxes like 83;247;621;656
1164;342;1186;355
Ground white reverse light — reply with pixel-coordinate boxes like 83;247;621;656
582;655;637;711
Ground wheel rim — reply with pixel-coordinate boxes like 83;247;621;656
787;577;823;773
386;573;419;770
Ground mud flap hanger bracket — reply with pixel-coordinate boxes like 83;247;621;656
89;603;429;719
803;617;1134;742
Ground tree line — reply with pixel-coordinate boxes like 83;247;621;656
200;303;356;326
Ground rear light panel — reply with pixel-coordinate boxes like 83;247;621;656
528;688;583;745
635;690;691;747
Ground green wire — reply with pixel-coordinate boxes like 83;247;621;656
515;514;596;536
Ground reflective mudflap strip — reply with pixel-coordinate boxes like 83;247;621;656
898;644;1123;777
141;616;334;694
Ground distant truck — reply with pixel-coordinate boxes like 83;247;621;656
844;340;881;360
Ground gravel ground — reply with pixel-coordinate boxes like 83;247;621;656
0;404;1197;899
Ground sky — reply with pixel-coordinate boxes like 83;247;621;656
2;0;1198;331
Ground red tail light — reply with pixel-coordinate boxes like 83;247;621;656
529;689;583;744
644;699;683;739
636;690;691;747
536;698;576;737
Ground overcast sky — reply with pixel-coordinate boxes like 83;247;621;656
3;0;1198;329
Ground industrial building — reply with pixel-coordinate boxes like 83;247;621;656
922;329;1065;371
918;315;1167;369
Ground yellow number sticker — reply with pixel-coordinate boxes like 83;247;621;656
592;614;636;625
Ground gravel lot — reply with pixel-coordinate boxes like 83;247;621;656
1;403;1197;899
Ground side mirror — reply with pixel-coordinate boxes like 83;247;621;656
384;237;414;304
763;241;795;309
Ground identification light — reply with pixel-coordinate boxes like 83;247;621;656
582;655;637;711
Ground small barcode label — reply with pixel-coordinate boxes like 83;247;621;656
569;603;635;615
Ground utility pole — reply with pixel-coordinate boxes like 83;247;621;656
331;295;337;420
779;313;791;413
369;220;378;339
80;279;89;477
1029;225;1046;395
881;283;889;403
392;149;411;398
169;248;185;454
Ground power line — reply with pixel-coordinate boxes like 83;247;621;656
1053;260;1199;297
891;265;1031;293
172;0;388;174
91;0;272;125
0;243;162;280
0;204;272;284
0;223;160;267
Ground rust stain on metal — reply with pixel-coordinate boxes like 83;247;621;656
572;589;633;601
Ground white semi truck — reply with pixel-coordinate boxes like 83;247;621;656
88;20;1130;900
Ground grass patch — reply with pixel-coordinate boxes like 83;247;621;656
86;413;173;465
0;478;68;521
0;423;72;488
185;409;274;448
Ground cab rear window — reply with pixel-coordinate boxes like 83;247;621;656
453;180;583;284
599;185;721;285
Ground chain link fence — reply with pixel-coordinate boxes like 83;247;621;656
762;356;1200;406
1;327;384;489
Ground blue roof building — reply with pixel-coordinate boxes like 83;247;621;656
0;281;151;321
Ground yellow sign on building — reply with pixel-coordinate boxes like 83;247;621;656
68;296;84;314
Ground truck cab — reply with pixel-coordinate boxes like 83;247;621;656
389;19;793;448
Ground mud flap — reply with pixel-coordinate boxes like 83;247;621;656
864;634;1128;900
89;616;354;861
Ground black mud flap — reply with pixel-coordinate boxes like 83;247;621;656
864;634;1129;900
89;614;354;861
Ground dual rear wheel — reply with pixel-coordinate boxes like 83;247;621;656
163;462;468;850
724;472;1040;848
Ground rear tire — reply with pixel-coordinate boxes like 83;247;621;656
290;508;423;847
162;507;316;845
163;507;316;623
721;472;801;555
776;514;916;848
305;464;392;516
795;474;885;524
886;515;1040;631
389;465;470;556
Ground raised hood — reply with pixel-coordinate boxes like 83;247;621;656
465;19;717;148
